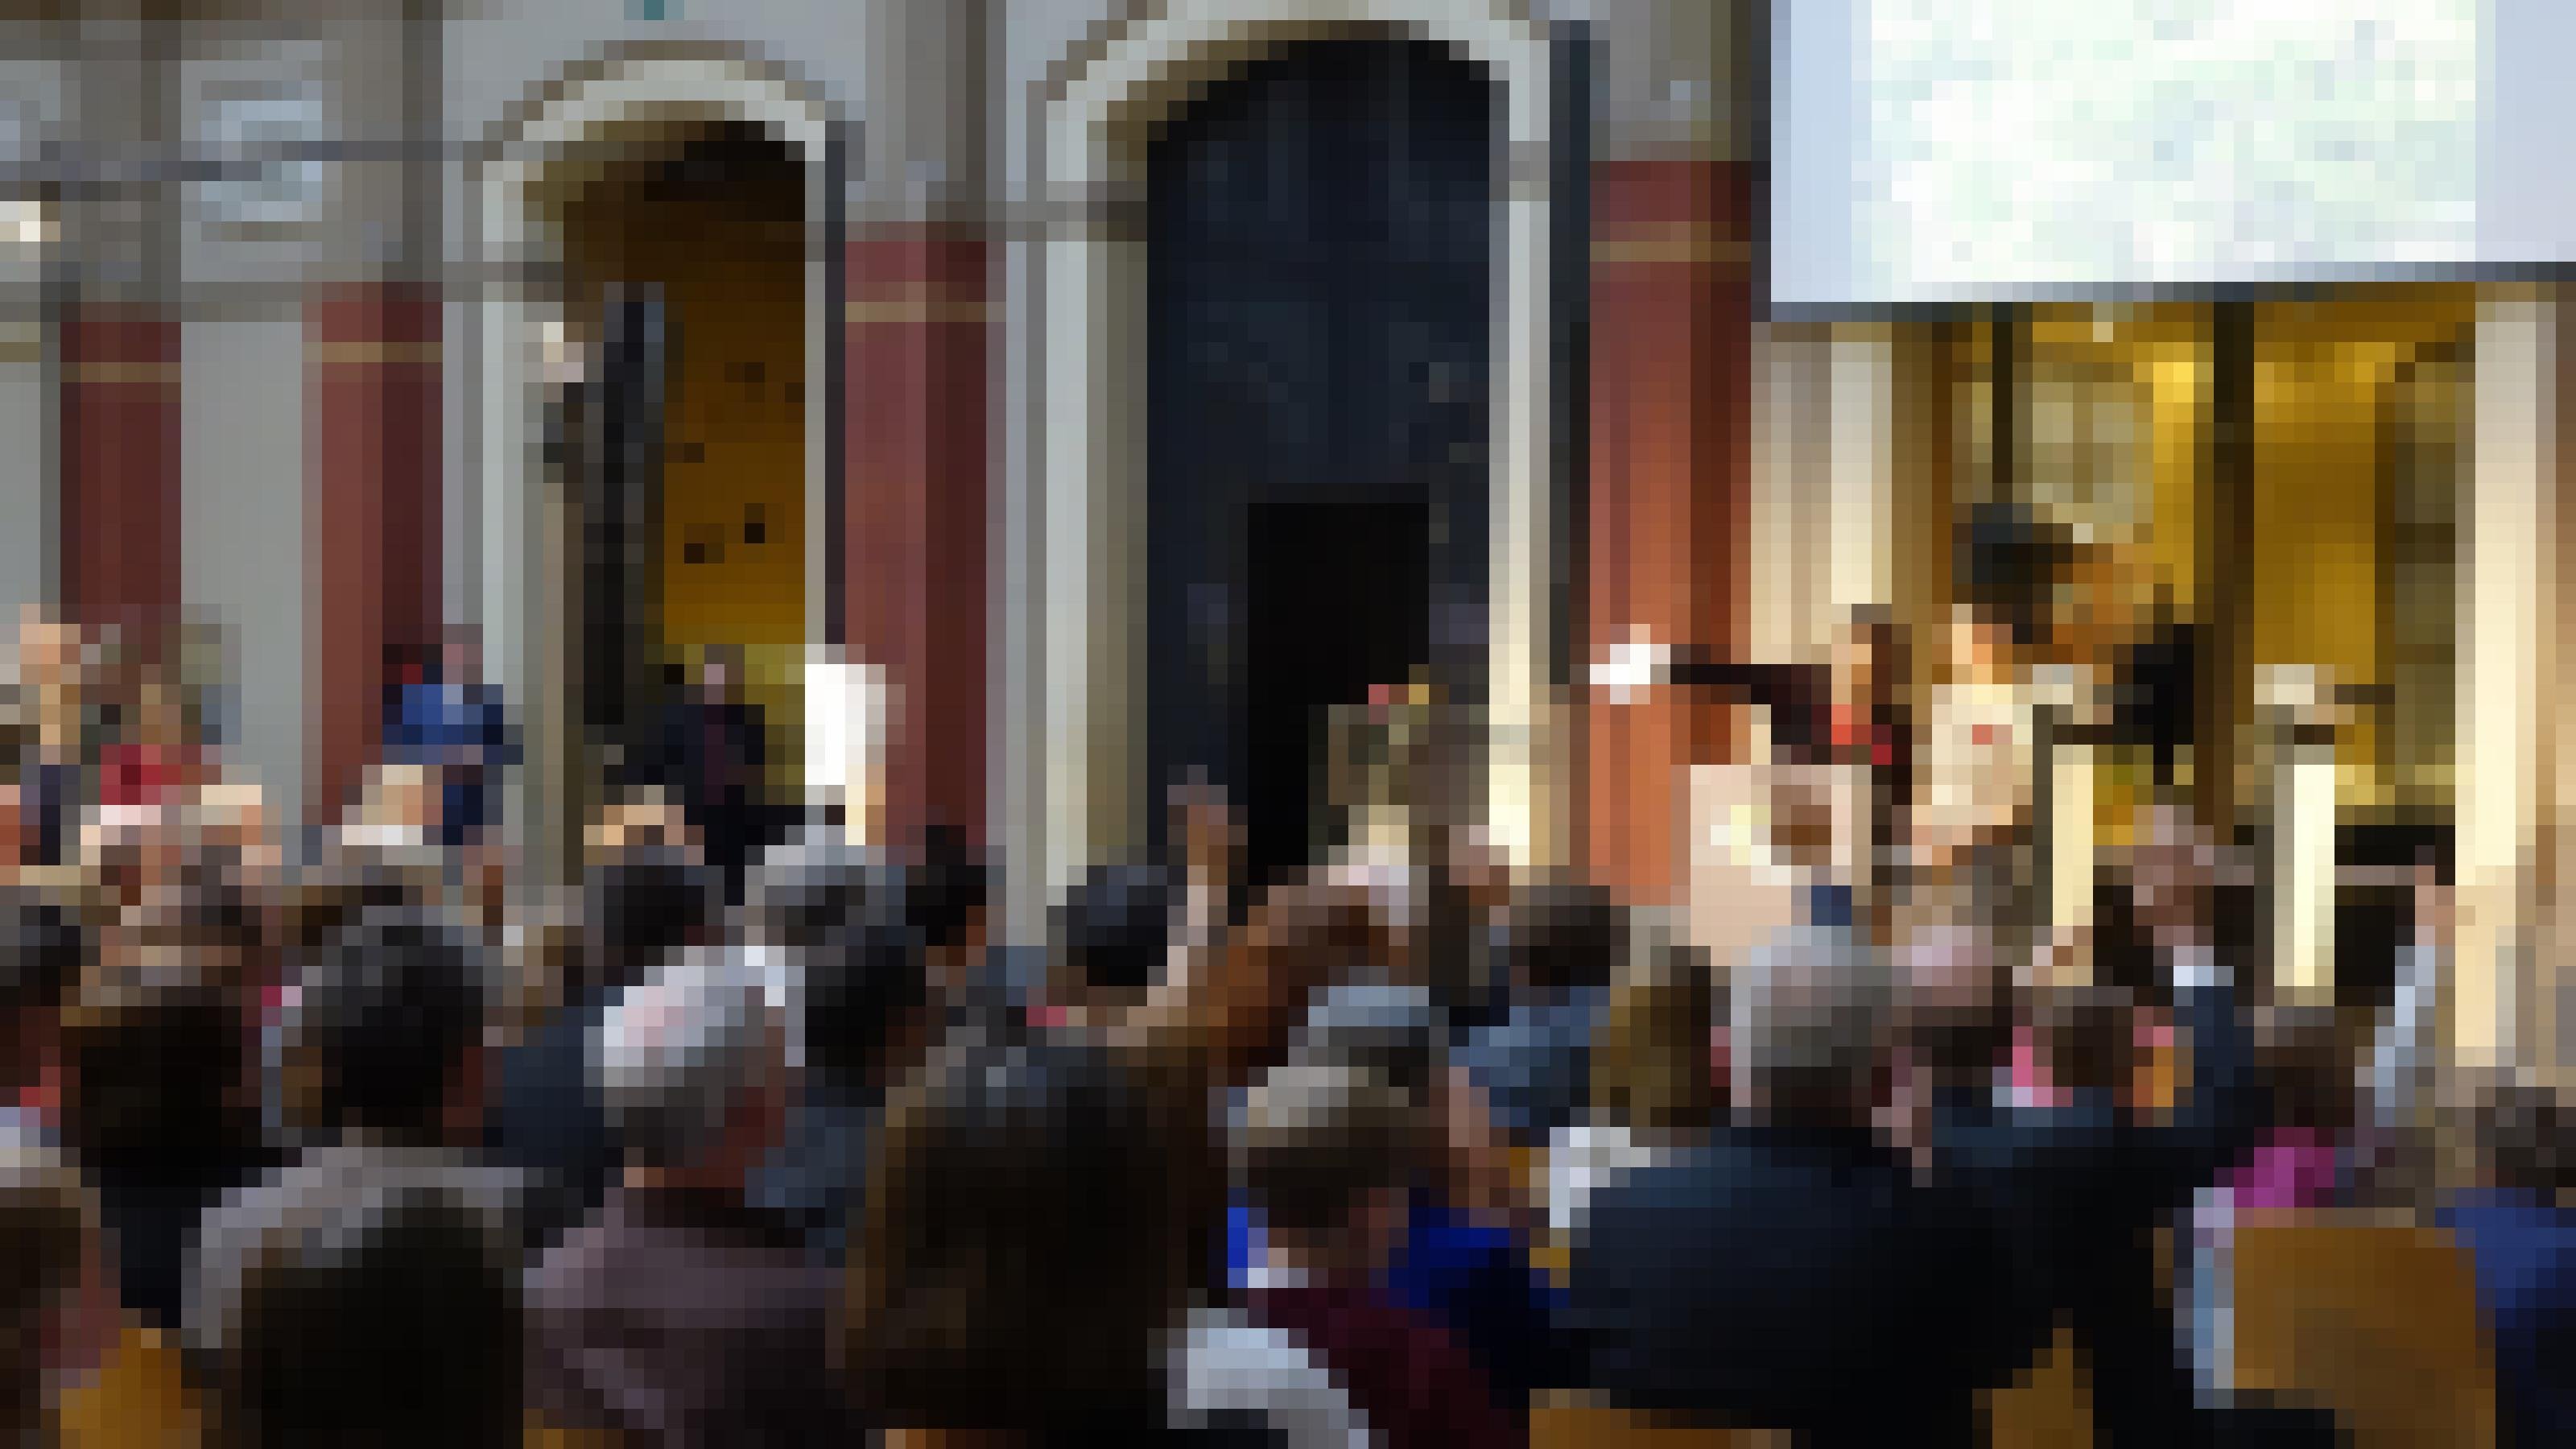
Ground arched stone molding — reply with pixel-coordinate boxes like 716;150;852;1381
471;39;842;881
1020;0;1561;923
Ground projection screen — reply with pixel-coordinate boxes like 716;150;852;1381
1774;0;2576;308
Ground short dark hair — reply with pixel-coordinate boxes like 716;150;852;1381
803;918;927;1096
906;824;990;952
283;910;487;1147
216;1183;522;1449
62;956;247;1174
2477;1081;2574;1199
580;845;717;995
1505;878;1620;997
1053;863;1175;997
0;889;81;1022
750;841;890;955
1234;1063;1413;1241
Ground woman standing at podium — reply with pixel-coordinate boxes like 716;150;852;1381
1917;597;2042;985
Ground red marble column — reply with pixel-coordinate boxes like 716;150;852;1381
305;283;441;827
844;229;989;849
1585;159;1754;905
61;302;180;662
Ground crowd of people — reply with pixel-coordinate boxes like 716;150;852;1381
2;575;2573;1449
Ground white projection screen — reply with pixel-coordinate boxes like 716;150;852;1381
1774;0;2576;308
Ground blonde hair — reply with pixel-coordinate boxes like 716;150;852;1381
1590;911;1718;1138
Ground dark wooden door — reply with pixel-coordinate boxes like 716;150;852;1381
1145;35;1496;881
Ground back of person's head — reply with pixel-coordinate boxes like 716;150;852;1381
1286;980;1445;1101
803;916;928;1098
211;1169;522;1449
1499;875;1619;1000
741;832;890;957
906;823;991;954
1055;861;1176;998
2474;1080;2574;1200
0;1126;89;1439
579;844;717;998
1898;918;2005;1090
592;944;778;1177
1732;922;1890;1131
2254;1004;2356;1137
1592;916;1719;1138
852;1034;1209;1435
2031;985;2138;1100
279;908;487;1149
2;887;81;1081
1233;1061;1414;1249
62;923;246;1172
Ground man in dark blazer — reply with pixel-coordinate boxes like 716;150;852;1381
641;648;771;898
1925;805;2265;1448
1568;921;2029;1447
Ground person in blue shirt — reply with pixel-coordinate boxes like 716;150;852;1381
1231;981;1572;1410
386;630;518;853
2438;1080;2576;1449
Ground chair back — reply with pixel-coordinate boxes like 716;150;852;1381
2230;1213;2496;1449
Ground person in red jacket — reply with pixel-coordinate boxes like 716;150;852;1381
96;669;201;810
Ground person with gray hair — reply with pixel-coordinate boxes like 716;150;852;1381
1564;919;2025;1446
526;943;856;1447
1729;919;1893;1129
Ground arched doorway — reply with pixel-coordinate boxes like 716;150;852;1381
1144;35;1494;886
1022;2;1560;928
551;119;808;861
474;46;838;882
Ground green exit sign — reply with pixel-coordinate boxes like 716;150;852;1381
633;0;671;19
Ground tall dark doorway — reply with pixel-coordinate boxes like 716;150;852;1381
1146;35;1496;886
554;118;807;830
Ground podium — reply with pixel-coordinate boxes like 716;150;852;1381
1682;758;1863;976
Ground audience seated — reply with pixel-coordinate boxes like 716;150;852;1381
60;877;270;1335
1567;914;2022;1447
529;943;853;1446
0;592;2537;1448
853;1034;1237;1445
485;842;717;1248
